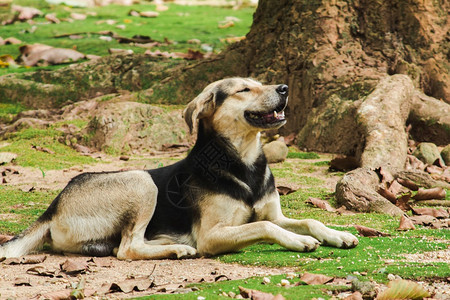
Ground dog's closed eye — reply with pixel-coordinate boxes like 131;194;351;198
237;88;251;93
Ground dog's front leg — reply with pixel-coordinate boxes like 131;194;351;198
196;221;320;256
255;192;359;249
195;196;319;256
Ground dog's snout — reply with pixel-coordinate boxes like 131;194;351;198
276;85;288;96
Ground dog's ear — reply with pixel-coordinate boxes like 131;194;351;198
183;89;215;134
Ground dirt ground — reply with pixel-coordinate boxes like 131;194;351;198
0;253;297;299
0;154;302;299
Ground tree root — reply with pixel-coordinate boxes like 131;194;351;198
336;75;450;215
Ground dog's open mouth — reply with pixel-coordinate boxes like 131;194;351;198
244;101;287;128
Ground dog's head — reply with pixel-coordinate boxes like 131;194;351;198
184;78;288;135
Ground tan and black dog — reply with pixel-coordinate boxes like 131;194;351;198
0;78;358;260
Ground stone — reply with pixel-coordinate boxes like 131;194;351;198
413;142;442;165
441;144;450;165
262;140;288;163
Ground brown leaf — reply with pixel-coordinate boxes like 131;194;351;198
397;215;416;231
297;273;333;285
409;215;438;226
412;187;446;200
396;178;419;191
344;291;363;300
218;21;234;29
109;278;153;293
238;286;284;300
377;187;397;204
406;155;426;171
0;234;14;244
27;265;62;277
277;186;297;196
45;13;60;24
70;12;87;20
411;207;449;218
354;225;390;237
14;276;31;286
376;167;394;186
140;11;159;18
22;255;47;264
388;180;406;195
60;259;87;274
306;197;335;212
377;279;430;300
41;289;71;300
426;165;443;175
335;206;356;215
395;192;412;211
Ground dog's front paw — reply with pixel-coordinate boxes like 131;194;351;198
322;230;358;249
174;245;198;258
284;234;320;252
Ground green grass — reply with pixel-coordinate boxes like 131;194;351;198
0;186;60;234
0;1;254;76
0;102;27;122
1;126;96;169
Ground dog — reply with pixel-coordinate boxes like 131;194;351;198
0;77;358;260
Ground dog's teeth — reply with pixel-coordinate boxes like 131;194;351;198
273;111;278;118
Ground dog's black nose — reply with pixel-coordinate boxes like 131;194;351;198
276;84;288;95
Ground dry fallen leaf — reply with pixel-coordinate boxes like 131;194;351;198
0;152;18;165
14;276;31;286
276;186;297;196
411;207;449;218
408;215;438;226
60;259;87;274
32;145;55;154
27;265;62;277
396;177;419;191
395;192;412;211
12;5;43;21
0;234;14;244
70;12;87;20
306;197;335;212
140;11;159;18
412;187;446;200
45;13;60;24
377;187;397;204
376;279;430;300
238;286;285;300
218;21;235;29
109;278;153;293
397;215;416;231
354;225;390;237
297;273;333;285
344;291;363;300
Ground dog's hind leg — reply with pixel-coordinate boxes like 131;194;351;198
114;182;197;260
115;205;197;260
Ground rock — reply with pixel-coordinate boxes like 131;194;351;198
441;145;450;165
83;101;188;154
352;279;376;299
0;152;17;165
413;142;442;165
263;140;288;163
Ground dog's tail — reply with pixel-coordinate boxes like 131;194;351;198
0;219;50;258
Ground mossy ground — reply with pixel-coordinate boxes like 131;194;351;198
1;148;448;299
0;0;254;76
